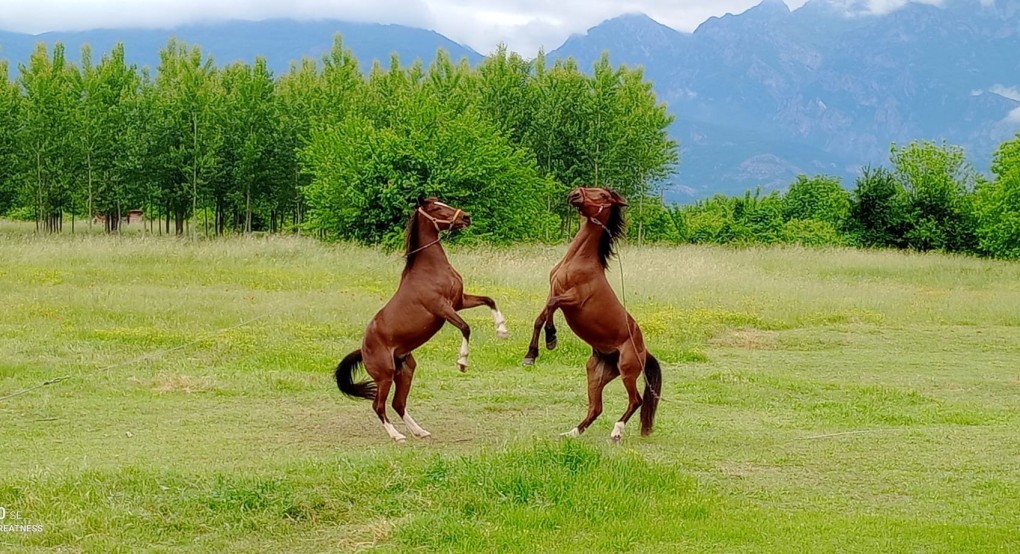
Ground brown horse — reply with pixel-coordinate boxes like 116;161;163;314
335;198;508;442
523;187;661;441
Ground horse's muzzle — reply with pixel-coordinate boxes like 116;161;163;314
567;189;583;207
458;213;472;228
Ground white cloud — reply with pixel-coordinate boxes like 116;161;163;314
1007;107;1020;124
0;0;434;34
0;0;980;55
990;85;1020;102
820;0;944;15
0;0;815;54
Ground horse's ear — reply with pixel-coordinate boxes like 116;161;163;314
413;195;426;206
609;190;628;206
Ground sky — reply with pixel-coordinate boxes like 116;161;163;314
0;0;963;54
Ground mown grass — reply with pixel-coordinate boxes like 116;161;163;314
1;220;1019;552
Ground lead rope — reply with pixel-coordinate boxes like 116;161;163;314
589;211;649;374
593;213;662;403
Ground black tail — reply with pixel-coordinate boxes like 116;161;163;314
335;349;376;400
640;353;662;436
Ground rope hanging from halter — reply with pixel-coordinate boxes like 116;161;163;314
581;188;662;401
407;206;462;255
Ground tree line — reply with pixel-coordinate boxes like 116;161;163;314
639;139;1020;260
2;37;1017;260
0;37;678;243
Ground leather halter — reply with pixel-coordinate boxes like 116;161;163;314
407;205;463;255
417;206;463;232
578;188;612;226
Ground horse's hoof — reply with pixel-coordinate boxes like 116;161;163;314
522;357;535;366
395;436;407;444
457;363;468;373
546;339;557;350
497;329;510;339
610;434;622;444
417;432;432;440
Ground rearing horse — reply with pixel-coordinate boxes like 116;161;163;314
335;198;509;442
523;187;661;442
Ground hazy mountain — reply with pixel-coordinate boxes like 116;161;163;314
0;19;482;76
2;1;1018;201
552;0;1020;199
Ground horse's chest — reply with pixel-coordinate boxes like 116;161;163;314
550;265;590;296
445;272;464;296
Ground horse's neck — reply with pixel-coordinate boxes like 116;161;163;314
563;220;604;266
409;223;451;269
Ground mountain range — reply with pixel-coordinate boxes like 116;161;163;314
1;0;1018;200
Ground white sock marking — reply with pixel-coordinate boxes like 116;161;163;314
402;413;431;438
560;427;581;437
611;421;626;441
457;337;469;369
492;309;509;338
383;422;407;442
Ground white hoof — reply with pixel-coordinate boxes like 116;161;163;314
610;421;625;443
395;436;407;443
402;414;431;439
496;327;509;339
384;422;408;443
560;427;581;438
457;361;468;372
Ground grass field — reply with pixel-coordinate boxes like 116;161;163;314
2;220;1019;552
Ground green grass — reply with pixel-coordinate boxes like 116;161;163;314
2;220;1019;552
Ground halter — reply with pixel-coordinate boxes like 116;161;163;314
407;205;463;255
417;205;463;232
578;188;612;226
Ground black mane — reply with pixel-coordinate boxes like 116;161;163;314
403;208;421;275
597;204;626;270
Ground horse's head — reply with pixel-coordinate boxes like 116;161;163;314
418;197;471;231
567;187;628;223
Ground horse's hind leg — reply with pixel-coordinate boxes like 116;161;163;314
364;348;406;442
562;352;618;437
392;354;431;439
610;346;644;443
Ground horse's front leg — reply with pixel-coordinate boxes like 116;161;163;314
459;293;508;339
523;295;570;366
440;305;472;372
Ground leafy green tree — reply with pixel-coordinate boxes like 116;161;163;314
218;57;279;233
17;43;77;232
675;190;783;245
72;43;141;231
848;165;909;248
301;81;555;245
0;56;22;215
890;140;978;252
275;57;321;232
149;39;222;235
528;56;589;232
476;45;534;146
973;134;1020;259
310;35;364;129
783;174;850;229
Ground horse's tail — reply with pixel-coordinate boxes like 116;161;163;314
335;349;376;400
640;352;662;436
